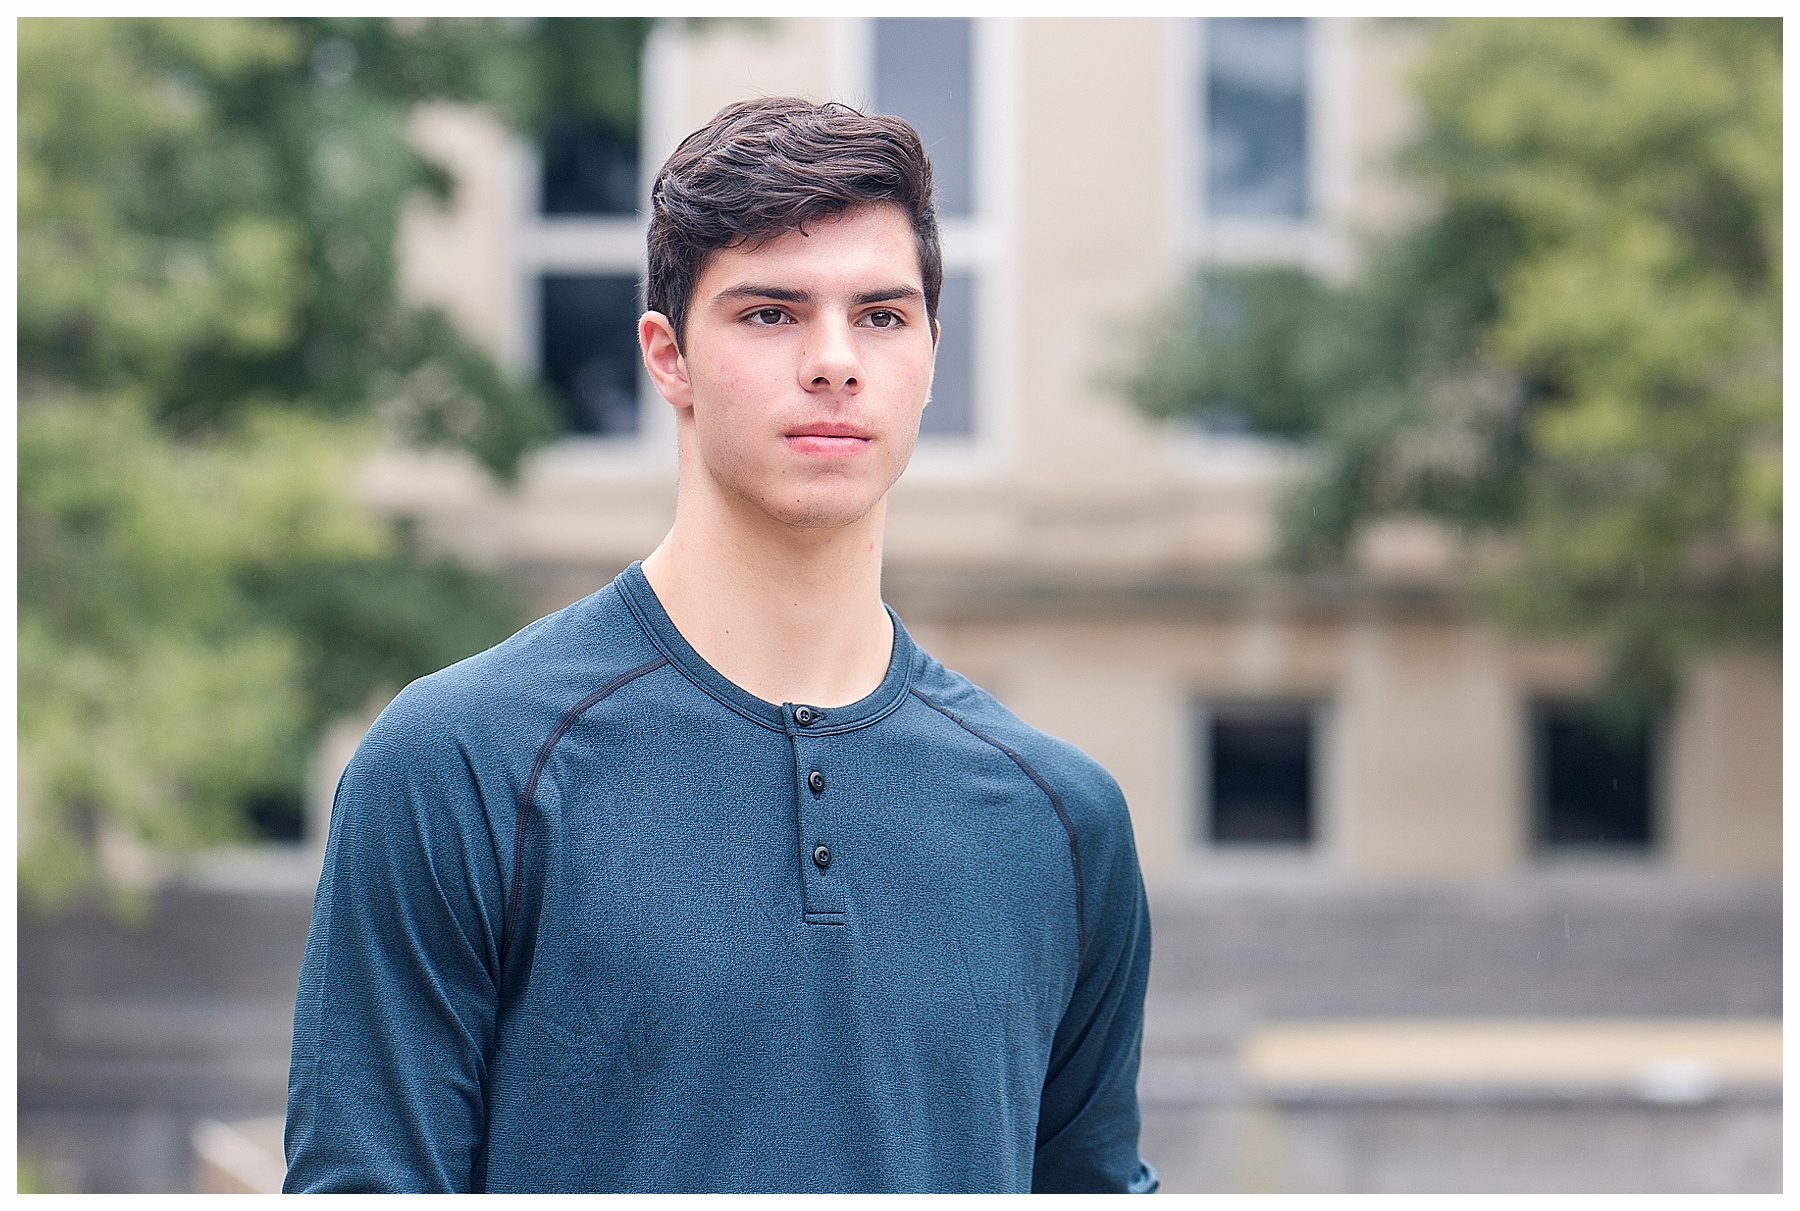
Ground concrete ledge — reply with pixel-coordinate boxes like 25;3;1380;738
505;559;1474;624
191;1116;285;1194
1239;1018;1781;1105
880;563;1469;623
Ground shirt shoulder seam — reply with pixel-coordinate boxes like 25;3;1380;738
908;686;1088;968
500;654;669;964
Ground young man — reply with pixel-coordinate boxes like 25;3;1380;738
284;97;1156;1195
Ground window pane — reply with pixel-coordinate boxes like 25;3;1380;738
1205;706;1314;844
1204;17;1309;219
920;271;975;438
874;17;975;218
539;275;641;435
1533;702;1653;850
541;117;639;216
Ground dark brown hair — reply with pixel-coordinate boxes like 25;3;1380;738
645;97;941;349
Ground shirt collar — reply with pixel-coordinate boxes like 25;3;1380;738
616;560;916;734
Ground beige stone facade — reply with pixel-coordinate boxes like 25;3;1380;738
372;17;1779;886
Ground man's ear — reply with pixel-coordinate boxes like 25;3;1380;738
639;311;691;410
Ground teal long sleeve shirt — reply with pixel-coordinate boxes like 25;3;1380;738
284;562;1156;1193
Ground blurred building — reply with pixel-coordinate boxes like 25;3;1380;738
21;17;1778;1194
372;16;1779;889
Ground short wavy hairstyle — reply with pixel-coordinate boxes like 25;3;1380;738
645;97;941;350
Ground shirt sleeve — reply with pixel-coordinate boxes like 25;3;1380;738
1031;772;1158;1194
283;696;508;1193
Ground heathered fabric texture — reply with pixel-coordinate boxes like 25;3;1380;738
284;562;1155;1193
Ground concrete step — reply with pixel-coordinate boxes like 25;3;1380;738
15;876;1783;1192
1143;878;1780;1023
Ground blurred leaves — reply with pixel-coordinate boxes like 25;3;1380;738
17;17;575;464
21;397;336;900
17;17;657;906
1128;17;1780;728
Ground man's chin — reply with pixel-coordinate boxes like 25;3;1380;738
763;496;882;531
739;478;889;532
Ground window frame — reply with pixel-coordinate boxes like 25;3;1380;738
1189;695;1336;869
1168;16;1356;278
832;15;1018;481
536;271;649;439
1158;16;1355;482
505;32;675;478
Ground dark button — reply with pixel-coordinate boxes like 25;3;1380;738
812;845;832;870
807;770;826;795
794;706;817;726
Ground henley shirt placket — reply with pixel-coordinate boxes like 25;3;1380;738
785;702;845;925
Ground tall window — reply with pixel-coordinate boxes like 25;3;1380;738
540;117;639;217
924;272;977;438
1203;17;1310;221
531;114;645;438
870;17;981;441
1531;701;1654;852
874;17;974;219
539;274;642;435
1196;701;1318;846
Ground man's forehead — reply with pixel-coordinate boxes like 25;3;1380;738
697;204;923;298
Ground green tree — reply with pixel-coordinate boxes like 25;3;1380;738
18;17;659;905
1128;17;1780;727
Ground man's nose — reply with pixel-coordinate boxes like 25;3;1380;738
799;313;861;393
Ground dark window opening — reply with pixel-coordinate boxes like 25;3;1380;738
541;116;639;216
245;788;305;843
1204;17;1309;219
540;274;641;436
1533;701;1653;851
919;271;975;438
874;17;976;219
1202;704;1314;844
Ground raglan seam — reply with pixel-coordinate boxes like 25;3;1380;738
908;686;1089;968
500;655;669;964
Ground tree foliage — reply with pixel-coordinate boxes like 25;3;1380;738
1128;18;1780;725
17;18;658;905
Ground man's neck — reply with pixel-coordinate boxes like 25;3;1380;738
639;489;894;710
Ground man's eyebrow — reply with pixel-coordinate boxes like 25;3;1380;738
850;286;926;306
713;284;811;305
710;284;926;307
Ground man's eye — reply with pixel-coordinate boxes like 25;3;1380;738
749;308;789;326
865;310;903;329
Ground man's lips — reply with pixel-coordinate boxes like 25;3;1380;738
785;422;872;457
